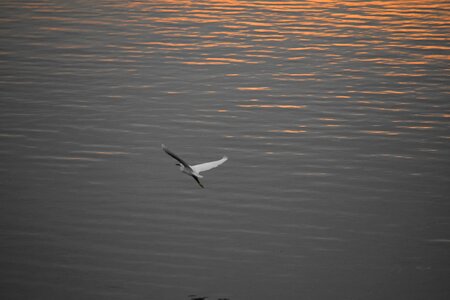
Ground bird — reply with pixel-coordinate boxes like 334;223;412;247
162;144;227;188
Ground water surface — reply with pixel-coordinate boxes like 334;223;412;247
1;1;449;299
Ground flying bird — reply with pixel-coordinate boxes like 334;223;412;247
162;144;227;188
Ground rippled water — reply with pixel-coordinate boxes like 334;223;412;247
1;1;449;299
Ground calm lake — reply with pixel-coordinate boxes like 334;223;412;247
1;1;449;299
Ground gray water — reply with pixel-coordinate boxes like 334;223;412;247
1;1;449;299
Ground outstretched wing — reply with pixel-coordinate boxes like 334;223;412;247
161;144;190;168
191;156;227;174
192;175;204;188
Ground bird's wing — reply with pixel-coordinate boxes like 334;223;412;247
191;156;227;174
192;175;204;188
161;144;190;168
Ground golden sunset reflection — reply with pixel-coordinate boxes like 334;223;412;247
352;90;408;95
398;126;434;130
366;107;409;112
6;0;447;186
131;3;447;51
237;87;272;91
323;124;342;128
270;129;307;134
383;73;425;77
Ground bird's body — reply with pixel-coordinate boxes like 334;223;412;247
162;144;227;188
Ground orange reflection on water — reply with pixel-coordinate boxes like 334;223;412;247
384;73;424;77
276;73;316;77
424;55;450;60
287;56;306;61
237;87;272;91
379;105;411;112
324;124;343;127
287;47;327;51
131;0;448;69
354;90;408;95
363;130;401;136
205;57;251;63
140;42;194;48
270;129;307;134
398;126;434;130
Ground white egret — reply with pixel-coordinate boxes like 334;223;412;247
162;144;227;188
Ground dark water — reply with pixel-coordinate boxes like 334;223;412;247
1;1;449;299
